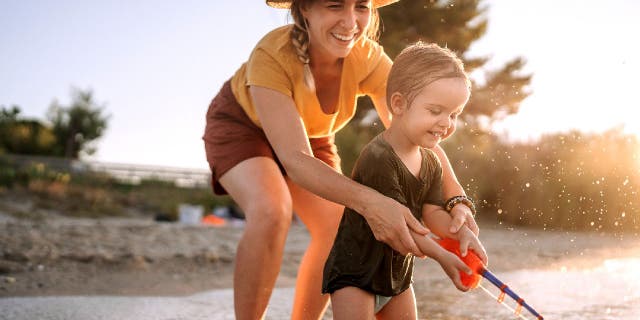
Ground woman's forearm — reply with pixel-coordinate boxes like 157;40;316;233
283;150;377;214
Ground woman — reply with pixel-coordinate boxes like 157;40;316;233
203;0;478;319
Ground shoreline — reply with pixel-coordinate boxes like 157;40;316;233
1;216;638;298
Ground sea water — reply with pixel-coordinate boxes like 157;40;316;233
441;257;640;320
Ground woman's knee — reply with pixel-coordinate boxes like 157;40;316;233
243;197;293;234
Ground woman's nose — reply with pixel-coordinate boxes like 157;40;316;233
340;7;357;30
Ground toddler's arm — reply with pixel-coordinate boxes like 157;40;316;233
421;204;463;239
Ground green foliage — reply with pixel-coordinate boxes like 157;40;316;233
0;156;230;219
0;105;57;155
47;88;110;158
377;0;531;124
442;127;640;232
379;0;488;61
465;57;532;123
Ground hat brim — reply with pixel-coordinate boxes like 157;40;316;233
266;0;399;9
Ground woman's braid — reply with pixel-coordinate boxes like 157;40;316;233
290;1;316;91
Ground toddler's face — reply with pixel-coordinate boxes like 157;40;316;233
399;77;470;149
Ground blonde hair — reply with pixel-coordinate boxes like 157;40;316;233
290;0;381;91
386;42;470;109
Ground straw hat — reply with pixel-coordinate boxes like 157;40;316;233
266;0;399;9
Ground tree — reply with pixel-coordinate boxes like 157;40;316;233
0;105;56;155
378;0;532;126
47;88;110;159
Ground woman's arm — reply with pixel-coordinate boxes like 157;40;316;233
370;92;392;129
250;86;428;256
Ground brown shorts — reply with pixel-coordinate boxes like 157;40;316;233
203;81;341;195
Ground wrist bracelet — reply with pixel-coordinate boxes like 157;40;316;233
444;195;476;217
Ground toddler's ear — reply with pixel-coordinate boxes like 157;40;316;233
389;92;406;115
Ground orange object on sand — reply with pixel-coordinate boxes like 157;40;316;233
202;214;226;226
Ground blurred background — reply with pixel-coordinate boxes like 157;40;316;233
2;0;638;231
2;1;640;319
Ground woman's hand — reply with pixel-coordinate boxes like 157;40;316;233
362;195;429;257
449;203;479;236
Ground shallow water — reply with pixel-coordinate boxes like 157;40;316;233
1;258;638;320
1;258;638;319
425;257;640;320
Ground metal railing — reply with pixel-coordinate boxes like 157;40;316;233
2;154;211;188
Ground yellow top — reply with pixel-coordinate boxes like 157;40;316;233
230;25;392;138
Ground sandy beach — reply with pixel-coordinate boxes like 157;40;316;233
1;214;639;319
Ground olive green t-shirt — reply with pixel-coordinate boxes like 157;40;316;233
322;133;444;296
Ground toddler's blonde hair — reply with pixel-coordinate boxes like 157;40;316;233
386;42;470;110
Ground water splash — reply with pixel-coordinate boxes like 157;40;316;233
446;257;640;319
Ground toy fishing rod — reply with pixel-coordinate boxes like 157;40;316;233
437;238;544;320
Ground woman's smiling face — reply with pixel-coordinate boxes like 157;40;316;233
302;0;372;61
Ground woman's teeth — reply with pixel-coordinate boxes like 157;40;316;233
331;31;358;41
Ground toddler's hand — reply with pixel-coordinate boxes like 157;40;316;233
436;250;472;292
458;227;488;266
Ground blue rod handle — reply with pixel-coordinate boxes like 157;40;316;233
480;268;544;319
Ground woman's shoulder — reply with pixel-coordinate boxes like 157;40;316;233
254;25;295;55
349;37;386;66
347;38;392;90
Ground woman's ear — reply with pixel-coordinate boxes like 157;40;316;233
300;3;310;19
389;92;406;115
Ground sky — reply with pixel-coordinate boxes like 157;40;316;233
1;0;639;170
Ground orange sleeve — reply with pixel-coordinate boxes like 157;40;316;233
245;48;293;97
358;44;393;97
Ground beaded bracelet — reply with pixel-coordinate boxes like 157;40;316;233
444;195;476;217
